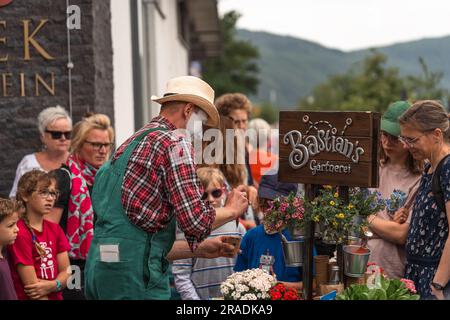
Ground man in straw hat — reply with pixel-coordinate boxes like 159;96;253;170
85;76;249;300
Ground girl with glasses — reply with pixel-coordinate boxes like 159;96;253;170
7;170;70;300
172;167;246;300
398;100;450;300
9;106;72;198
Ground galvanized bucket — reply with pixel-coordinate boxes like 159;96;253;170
343;245;371;277
282;239;304;267
346;236;363;246
349;215;366;238
287;225;306;239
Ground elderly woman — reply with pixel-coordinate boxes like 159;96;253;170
398;100;450;300
9;106;72;198
47;113;114;300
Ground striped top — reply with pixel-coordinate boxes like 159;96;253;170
172;221;246;300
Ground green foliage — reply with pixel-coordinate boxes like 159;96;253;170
336;277;420;300
299;50;448;113
202;11;260;97
256;101;278;124
405;57;449;101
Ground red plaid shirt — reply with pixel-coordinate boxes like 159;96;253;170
113;116;215;251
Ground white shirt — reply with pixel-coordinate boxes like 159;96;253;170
9;154;44;198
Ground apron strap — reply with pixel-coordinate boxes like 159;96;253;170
112;127;167;172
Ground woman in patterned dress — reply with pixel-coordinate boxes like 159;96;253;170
399;100;450;300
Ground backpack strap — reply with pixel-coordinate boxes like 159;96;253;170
431;154;450;214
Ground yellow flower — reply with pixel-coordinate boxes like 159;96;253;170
347;204;354;209
329;201;335;206
312;215;320;222
334;192;339;198
336;213;345;219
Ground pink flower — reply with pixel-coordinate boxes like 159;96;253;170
400;279;417;294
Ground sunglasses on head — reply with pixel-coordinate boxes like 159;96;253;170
201;188;224;201
45;130;72;140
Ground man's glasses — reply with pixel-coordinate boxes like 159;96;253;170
398;134;426;147
85;141;113;151
45;130;72;140
201;188;224;201
230;118;248;127
381;131;400;143
35;189;60;199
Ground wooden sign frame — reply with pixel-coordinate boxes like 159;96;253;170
279;111;380;187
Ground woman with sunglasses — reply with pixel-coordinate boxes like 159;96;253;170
398;100;450;300
47;113;114;300
9;106;72;199
367;101;423;279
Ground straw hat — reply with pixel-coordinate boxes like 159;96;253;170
151;76;220;128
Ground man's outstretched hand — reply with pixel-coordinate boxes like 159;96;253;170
194;236;240;259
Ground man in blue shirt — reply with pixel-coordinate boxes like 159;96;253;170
234;174;316;289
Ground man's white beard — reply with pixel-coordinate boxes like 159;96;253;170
186;109;207;141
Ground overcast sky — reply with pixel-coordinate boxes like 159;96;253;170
218;0;450;51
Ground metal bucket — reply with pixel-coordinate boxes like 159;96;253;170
343;245;371;277
287;225;306;239
282;239;304;267
346;236;363;246
349;215;366;238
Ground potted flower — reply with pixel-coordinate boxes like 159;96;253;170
264;192;306;238
269;283;303;300
347;188;385;238
385;189;407;218
220;268;276;300
307;187;353;244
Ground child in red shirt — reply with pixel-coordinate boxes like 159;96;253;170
8;170;71;300
0;198;21;300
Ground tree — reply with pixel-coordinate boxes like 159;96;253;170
299;50;404;112
405;57;448;101
202;11;260;97
299;50;448;113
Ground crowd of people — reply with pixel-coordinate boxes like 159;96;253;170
0;75;449;300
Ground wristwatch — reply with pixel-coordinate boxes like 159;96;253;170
431;282;444;291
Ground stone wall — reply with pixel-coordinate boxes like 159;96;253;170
0;0;113;197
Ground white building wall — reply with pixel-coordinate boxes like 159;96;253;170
110;0;135;145
110;0;190;138
149;0;190;118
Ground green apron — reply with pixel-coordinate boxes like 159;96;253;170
84;127;175;300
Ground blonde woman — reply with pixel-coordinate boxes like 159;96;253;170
47;113;114;300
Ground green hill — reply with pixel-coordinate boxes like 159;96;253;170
237;29;450;109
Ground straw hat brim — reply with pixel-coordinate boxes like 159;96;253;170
151;94;220;128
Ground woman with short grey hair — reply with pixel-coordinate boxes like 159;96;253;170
9;105;72;198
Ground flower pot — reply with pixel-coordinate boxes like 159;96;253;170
287;225;306;239
282;239;304;267
321;228;337;245
349;215;366;238
343;245;371;277
346;236;363;246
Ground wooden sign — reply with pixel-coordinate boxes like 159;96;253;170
279;111;380;187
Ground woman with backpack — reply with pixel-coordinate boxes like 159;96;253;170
398;100;450;300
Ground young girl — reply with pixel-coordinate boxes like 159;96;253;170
0;198;21;300
172;167;246;300
8;169;71;300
